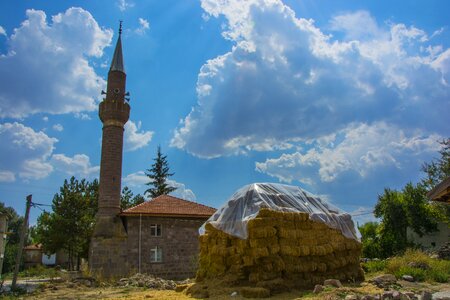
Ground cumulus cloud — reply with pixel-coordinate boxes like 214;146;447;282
51;153;99;177
135;18;150;35
0;122;56;181
0;8;112;118
117;0;134;11
255;122;442;185
171;0;449;158
0;26;5;36
123;171;196;201
52;124;63;132
124;120;153;151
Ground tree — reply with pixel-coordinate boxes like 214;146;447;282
0;202;24;274
121;186;145;210
421;138;450;190
35;177;98;270
145;146;177;198
358;222;381;258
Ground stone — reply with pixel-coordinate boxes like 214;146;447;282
392;291;401;299
420;291;432;300
432;290;450;300
402;275;414;282
407;262;430;270
361;295;376;300
324;279;343;288
370;274;397;288
313;284;324;293
231;291;238;297
382;291;394;299
345;295;359;300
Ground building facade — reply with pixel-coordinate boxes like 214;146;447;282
122;195;215;279
89;23;215;279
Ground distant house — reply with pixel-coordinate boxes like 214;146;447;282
407;177;450;249
120;195;216;279
23;244;69;269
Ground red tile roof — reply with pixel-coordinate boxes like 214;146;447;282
24;244;42;250
121;194;216;218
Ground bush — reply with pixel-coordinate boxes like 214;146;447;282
394;266;426;282
361;260;387;273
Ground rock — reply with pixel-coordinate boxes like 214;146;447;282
231;291;238;297
345;295;359;300
382;291;393;299
402;275;414;282
361;295;376;300
175;284;189;292
66;283;75;288
324;279;343;288
240;287;270;298
407;262;430;270
432;290;450;300
370;274;397;288
392;290;401;299
404;292;415;299
186;284;209;299
313;284;324;293
420;291;432;300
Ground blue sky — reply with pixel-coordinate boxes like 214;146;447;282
0;0;449;226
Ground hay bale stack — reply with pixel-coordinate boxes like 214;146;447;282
197;208;364;289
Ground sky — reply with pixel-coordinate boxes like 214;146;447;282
0;0;449;226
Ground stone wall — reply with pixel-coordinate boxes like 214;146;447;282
126;216;207;280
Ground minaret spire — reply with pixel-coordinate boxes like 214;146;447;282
110;21;125;73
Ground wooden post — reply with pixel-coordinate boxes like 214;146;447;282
11;195;32;289
0;213;8;279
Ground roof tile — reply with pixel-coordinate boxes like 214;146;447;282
121;194;216;218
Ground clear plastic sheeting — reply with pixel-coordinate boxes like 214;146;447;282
200;183;359;241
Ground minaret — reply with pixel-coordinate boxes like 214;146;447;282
90;22;130;277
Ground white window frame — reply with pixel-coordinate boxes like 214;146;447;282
150;246;162;263
150;224;162;237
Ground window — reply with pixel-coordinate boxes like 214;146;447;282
150;224;162;237
150;246;162;263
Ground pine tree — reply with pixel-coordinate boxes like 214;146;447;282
145;146;177;198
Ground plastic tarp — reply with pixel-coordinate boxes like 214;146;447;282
200;183;359;241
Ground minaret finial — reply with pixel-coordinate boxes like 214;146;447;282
119;20;123;35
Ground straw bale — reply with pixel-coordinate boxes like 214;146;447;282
249;226;277;238
242;255;254;266
268;244;280;255
255;278;290;293
226;254;242;266
278;227;297;239
249;247;270;258
240;286;270;298
249;236;277;248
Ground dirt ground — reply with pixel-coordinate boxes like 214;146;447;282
14;280;450;300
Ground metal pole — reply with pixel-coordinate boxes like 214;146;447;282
11;195;32;289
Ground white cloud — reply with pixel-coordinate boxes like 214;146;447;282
51;153;99;178
42;116;49;122
123;171;196;201
118;0;134;11
0;8;112;118
0;122;57;181
0;26;5;36
74;112;91;120
135;18;150;35
0;171;15;182
167;179;197;201
255;122;442;185
52;124;63;132
124;120;153;151
123;170;148;187
171;1;449;158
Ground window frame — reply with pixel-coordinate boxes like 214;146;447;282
150;246;163;263
150;223;162;237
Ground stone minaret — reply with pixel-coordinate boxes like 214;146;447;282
90;22;130;277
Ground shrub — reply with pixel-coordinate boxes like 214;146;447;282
362;260;387;273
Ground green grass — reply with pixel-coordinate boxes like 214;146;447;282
363;249;450;283
3;265;60;279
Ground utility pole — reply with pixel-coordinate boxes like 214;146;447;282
0;213;8;279
11;195;32;289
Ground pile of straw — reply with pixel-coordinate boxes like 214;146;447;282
197;208;364;289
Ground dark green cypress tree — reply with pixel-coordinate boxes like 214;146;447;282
145;146;177;198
